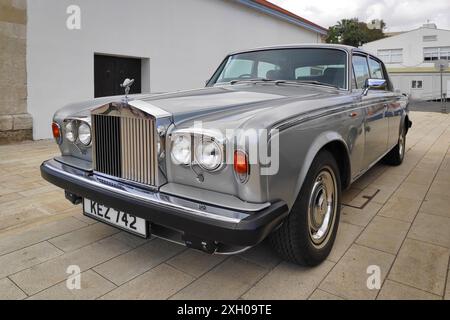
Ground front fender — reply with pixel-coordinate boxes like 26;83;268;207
294;131;349;201
268;128;350;209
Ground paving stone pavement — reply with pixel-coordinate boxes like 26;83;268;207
0;112;449;300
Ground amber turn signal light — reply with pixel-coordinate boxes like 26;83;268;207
52;122;62;144
234;150;249;175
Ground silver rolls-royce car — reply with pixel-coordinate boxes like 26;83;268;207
41;44;411;266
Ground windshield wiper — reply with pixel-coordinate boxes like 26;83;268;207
229;79;340;90
282;80;340;89
230;78;274;85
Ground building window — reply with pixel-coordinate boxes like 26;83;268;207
440;47;450;60
423;35;437;42
412;80;423;89
377;49;403;64
424;47;450;61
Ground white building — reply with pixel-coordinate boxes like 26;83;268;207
362;24;450;101
0;0;327;142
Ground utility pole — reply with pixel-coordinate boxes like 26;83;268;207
435;60;448;114
441;63;444;113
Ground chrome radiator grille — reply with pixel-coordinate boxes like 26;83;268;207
92;114;157;186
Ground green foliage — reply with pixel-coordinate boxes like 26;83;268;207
326;18;386;47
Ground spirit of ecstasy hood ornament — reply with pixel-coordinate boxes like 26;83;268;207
120;78;135;103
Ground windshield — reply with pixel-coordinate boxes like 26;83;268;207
209;48;348;89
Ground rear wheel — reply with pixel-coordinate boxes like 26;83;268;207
384;125;406;166
270;150;341;266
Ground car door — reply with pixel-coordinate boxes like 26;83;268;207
376;60;403;148
352;54;389;169
367;56;400;151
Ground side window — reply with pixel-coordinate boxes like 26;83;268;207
352;55;370;89
258;62;280;78
221;59;254;80
368;58;384;79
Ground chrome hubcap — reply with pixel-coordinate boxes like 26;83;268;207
308;168;337;248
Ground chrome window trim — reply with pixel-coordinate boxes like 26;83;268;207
209;47;351;91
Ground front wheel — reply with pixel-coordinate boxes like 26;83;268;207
270;150;341;266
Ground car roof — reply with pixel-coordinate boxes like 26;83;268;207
228;43;371;56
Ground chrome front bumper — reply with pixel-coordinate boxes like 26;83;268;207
40;159;288;251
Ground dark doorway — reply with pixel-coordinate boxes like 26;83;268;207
94;54;142;98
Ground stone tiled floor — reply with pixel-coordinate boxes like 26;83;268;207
0;111;449;300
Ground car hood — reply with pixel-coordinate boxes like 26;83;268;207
56;84;352;132
140;84;349;130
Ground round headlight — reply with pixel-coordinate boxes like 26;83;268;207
65;121;77;143
171;135;191;165
195;138;223;171
78;122;91;146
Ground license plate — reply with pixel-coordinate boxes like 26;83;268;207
83;198;148;238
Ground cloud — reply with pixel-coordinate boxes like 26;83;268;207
268;0;450;31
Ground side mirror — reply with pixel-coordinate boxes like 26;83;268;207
363;79;387;96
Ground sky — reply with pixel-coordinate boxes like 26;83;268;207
268;0;450;32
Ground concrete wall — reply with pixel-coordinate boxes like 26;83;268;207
27;0;322;139
0;0;32;143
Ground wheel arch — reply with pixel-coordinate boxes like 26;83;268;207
404;114;412;135
320;140;352;190
293;132;352;208
400;101;412;135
